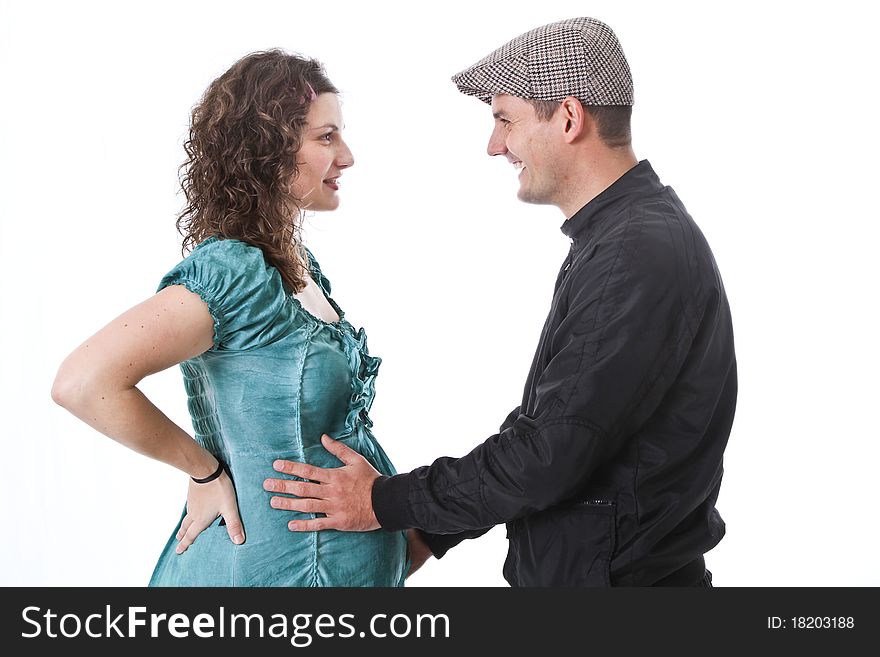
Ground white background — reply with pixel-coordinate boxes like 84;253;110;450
1;0;877;587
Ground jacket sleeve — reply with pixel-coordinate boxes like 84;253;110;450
498;405;522;433
373;220;704;534
408;405;522;558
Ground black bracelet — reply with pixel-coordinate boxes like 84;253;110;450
191;459;226;484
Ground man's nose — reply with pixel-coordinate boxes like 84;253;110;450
486;127;508;157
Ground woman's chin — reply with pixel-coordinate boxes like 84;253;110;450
303;198;340;213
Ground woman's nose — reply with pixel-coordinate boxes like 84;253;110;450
337;140;354;168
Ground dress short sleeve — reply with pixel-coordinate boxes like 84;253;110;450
157;237;288;351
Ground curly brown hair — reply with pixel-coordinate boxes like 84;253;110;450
177;49;338;294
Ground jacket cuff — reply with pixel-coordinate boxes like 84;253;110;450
371;474;412;531
414;530;460;560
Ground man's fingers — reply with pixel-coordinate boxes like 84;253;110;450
272;459;327;482
288;517;336;532
175;516;214;554
320;434;358;464
270;496;330;514
263;478;323;498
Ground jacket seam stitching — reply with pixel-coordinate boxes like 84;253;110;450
562;208;639;411
480;417;606;519
408;417;604;508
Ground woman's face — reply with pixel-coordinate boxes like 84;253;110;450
293;92;354;212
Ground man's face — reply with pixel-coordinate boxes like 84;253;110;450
487;94;561;206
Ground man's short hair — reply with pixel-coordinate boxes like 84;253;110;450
527;99;632;149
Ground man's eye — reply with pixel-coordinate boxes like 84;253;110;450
319;132;334;142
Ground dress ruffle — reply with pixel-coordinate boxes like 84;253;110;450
339;323;381;432
302;248;382;436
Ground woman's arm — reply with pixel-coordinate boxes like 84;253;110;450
52;285;215;472
52;284;245;551
405;529;433;577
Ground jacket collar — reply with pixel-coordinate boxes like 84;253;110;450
560;160;664;246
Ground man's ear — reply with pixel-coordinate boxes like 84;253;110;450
559;96;590;143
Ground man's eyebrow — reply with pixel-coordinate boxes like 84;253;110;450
311;123;340;131
492;111;510;120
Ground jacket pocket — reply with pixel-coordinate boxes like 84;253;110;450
515;500;617;587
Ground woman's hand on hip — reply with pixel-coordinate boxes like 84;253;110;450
175;469;245;554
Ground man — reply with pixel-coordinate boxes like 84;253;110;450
264;17;737;586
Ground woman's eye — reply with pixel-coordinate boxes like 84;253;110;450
319;132;334;142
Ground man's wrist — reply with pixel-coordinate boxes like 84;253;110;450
371;474;412;531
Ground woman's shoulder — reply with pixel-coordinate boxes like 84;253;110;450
174;237;274;280
188;236;265;263
158;237;289;350
158;237;280;298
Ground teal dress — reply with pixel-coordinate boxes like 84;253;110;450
148;237;408;586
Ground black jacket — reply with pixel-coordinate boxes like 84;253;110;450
372;161;737;586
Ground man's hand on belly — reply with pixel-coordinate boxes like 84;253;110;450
263;435;381;532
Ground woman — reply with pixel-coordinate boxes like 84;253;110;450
52;50;410;586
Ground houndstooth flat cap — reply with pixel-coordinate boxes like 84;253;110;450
452;17;633;106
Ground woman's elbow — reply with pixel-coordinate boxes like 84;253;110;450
52;357;101;411
51;361;82;409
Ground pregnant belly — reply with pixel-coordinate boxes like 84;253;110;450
150;444;406;587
